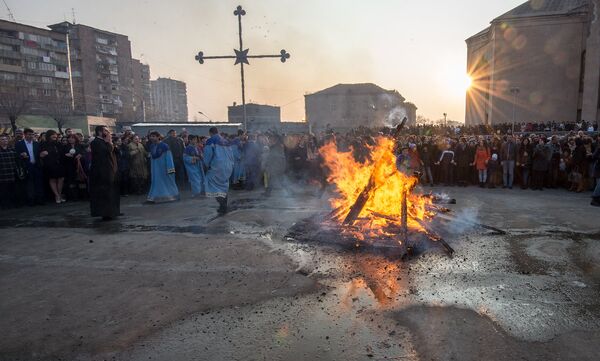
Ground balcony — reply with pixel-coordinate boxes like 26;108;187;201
54;71;69;79
0;63;23;73
0;36;21;46
0;49;21;59
29;69;54;77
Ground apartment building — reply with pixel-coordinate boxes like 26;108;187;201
0;19;71;114
132;58;152;122
150;77;188;122
49;21;135;122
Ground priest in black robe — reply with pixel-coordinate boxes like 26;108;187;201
90;125;121;220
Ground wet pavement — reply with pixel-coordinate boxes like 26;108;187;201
1;186;599;360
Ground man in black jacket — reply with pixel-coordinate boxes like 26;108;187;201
591;135;600;207
14;128;44;205
500;135;518;189
163;129;186;189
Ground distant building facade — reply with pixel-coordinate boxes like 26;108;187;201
150;77;188;122
0;20;71;115
131;59;151;122
227;102;308;133
465;0;600;126
304;83;417;132
228;103;280;132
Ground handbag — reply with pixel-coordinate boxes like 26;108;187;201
15;161;28;181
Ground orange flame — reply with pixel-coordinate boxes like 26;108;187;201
320;137;433;241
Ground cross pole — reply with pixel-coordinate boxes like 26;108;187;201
195;5;291;131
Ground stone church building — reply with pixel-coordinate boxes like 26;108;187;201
465;0;600;127
305;83;417;132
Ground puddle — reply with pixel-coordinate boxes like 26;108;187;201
1;218;232;235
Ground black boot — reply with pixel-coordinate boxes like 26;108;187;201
216;196;228;214
591;197;600;207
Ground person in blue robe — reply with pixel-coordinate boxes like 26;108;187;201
230;132;245;189
147;131;179;203
183;135;205;197
203;127;234;214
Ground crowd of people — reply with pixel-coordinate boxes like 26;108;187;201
0;126;296;215
1;121;599;216
406;120;598;136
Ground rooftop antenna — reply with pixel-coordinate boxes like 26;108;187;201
2;0;15;22
71;8;76;24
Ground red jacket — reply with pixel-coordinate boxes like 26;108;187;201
473;147;490;170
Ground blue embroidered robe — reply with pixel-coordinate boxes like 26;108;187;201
147;142;179;202
183;144;205;196
203;134;234;198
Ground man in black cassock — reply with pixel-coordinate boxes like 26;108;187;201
90;125;121;220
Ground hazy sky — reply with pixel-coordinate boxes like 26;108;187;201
7;0;523;122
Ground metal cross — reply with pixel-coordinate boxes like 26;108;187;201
195;5;291;130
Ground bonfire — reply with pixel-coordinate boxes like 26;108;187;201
319;135;455;256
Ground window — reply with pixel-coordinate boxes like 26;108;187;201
25;34;39;42
111;84;118;91
0;57;20;66
96;37;109;45
27;61;36;69
29;88;37;96
38;63;56;71
42;89;54;96
0;72;16;80
55;41;67;50
41;77;52;84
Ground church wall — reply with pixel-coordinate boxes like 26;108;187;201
581;0;600;125
466;33;492;126
488;16;588;125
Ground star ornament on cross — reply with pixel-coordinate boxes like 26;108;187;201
234;48;249;65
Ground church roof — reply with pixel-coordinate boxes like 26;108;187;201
494;0;589;21
466;26;491;42
307;83;397;97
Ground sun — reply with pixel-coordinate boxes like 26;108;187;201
464;74;473;91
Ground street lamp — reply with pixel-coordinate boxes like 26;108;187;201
443;113;447;127
510;87;520;134
198;111;212;122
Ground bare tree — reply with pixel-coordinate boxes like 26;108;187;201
0;88;29;134
47;94;74;135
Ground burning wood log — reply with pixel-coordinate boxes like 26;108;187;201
400;189;408;242
343;175;376;225
413;218;455;256
434;213;506;235
426;204;451;213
